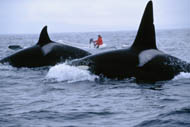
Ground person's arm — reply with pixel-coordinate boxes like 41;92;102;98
94;39;98;45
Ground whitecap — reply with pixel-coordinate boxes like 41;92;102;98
173;72;190;81
46;63;98;83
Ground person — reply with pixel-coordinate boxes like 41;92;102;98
94;35;103;48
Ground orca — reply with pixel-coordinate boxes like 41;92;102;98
8;45;23;50
0;26;91;67
69;1;190;82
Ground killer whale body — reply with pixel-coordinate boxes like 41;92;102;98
8;45;23;50
0;26;91;68
70;1;190;82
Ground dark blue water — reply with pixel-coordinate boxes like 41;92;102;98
0;29;190;127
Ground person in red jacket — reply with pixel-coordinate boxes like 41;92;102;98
95;35;103;48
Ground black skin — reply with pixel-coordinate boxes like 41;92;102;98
136;55;190;82
70;48;139;79
69;1;190;82
8;45;23;50
0;43;91;68
70;48;190;82
0;26;91;68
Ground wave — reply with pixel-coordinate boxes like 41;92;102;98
135;106;190;127
46;64;190;83
46;63;98;83
173;72;190;81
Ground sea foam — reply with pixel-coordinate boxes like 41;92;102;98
46;63;98;83
173;72;190;81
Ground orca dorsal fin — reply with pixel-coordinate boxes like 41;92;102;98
131;1;157;51
36;26;52;47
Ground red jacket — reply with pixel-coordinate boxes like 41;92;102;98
95;37;103;45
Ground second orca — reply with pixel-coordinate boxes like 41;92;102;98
0;26;91;68
69;1;190;82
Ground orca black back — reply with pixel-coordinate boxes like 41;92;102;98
69;1;190;82
0;26;91;67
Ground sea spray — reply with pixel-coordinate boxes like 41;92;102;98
46;63;98;83
173;72;190;81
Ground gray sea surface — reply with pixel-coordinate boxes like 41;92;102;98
0;29;190;127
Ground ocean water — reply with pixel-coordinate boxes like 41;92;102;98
0;29;190;127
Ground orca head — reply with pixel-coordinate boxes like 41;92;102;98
131;1;157;52
36;26;53;47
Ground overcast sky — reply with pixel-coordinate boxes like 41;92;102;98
0;0;189;34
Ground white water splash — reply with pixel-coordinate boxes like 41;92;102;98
173;72;190;81
46;63;98;83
